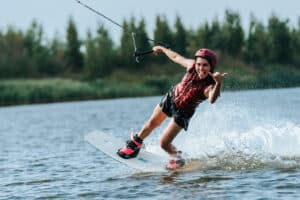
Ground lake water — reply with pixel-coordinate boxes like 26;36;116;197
1;87;300;199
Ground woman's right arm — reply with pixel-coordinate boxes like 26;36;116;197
152;46;194;68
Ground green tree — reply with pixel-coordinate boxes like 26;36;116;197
244;15;268;66
85;24;115;78
186;29;198;56
0;27;28;78
173;16;187;56
209;18;224;50
65;17;83;73
291;18;300;66
222;10;244;57
84;31;98;78
134;18;151;63
119;19;136;67
153;15;173;62
267;15;292;64
154;15;173;45
96;24;115;76
48;33;67;76
195;22;211;49
191;19;225;53
24;21;53;76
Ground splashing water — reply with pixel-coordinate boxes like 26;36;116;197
147;88;300;170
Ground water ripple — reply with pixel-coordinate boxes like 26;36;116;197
1;89;300;199
5;178;63;187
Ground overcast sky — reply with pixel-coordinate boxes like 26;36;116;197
0;0;299;42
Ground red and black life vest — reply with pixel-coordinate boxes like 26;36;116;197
173;64;215;114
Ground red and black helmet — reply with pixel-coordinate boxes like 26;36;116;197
194;48;217;72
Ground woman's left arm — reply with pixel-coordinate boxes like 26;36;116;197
205;72;228;104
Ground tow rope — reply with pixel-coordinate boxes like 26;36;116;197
74;0;170;63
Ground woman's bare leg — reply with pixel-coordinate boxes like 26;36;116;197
160;119;182;155
137;105;167;140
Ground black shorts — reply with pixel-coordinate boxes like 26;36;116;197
159;88;194;131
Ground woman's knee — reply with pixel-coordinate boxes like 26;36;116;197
160;139;169;150
160;139;176;154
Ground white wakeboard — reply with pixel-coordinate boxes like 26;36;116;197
84;130;168;172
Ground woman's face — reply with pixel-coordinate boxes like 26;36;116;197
195;57;211;79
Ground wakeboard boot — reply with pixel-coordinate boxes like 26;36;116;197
117;133;143;159
166;151;185;170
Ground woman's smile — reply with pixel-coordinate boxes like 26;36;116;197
195;57;211;79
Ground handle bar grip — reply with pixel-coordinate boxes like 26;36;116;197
134;50;154;57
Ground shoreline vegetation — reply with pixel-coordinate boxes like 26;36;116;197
0;10;300;106
1;62;300;106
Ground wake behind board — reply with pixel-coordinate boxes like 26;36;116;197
84;130;168;172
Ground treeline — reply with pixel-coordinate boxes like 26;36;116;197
0;10;300;80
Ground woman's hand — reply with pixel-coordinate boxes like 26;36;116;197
209;72;228;84
152;46;165;55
